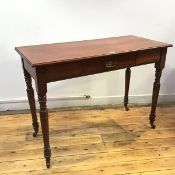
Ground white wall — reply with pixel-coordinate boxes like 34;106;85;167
0;0;175;110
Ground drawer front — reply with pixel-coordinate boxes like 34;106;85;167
136;49;161;65
82;53;136;75
44;53;136;82
45;61;83;82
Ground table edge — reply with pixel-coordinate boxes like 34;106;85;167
15;45;172;68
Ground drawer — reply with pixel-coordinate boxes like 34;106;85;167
44;53;136;82
136;49;161;65
82;53;136;75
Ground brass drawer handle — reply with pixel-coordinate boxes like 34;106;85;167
105;61;116;68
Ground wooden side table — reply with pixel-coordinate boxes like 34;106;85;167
15;35;172;168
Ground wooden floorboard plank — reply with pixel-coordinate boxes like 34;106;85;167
1;109;175;137
1;106;175;125
1;146;175;170
1;117;175;142
1;128;175;152
0;115;174;137
1;136;175;162
2;168;175;175
1;157;175;174
126;169;175;175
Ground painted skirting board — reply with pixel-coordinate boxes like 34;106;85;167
0;94;175;111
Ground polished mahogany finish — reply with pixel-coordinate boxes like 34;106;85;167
15;35;171;66
15;35;172;168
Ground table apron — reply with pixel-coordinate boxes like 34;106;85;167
42;48;161;83
23;48;162;83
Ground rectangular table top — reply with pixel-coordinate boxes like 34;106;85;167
15;35;172;67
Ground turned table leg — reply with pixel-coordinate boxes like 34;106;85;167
149;49;167;129
149;63;162;129
124;67;131;111
37;83;51;168
22;61;39;137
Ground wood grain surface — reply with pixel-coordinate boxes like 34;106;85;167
15;35;172;66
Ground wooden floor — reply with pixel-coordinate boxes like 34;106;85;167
1;105;175;175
